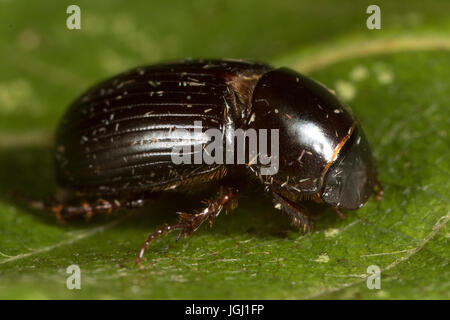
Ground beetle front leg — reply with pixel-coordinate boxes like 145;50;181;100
136;186;239;266
375;180;384;201
331;206;346;220
271;192;311;234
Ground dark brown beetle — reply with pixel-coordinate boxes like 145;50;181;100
38;59;382;264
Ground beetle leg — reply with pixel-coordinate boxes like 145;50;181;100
271;192;311;234
375;181;384;201
52;198;149;222
9;191;149;223
136;186;239;266
331;206;346;220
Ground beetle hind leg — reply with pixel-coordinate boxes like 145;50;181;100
52;197;152;222
9;191;149;223
136;186;239;266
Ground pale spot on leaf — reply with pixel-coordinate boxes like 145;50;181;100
314;253;330;263
334;80;356;101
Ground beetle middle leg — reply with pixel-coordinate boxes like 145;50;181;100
136;186;239;265
271;192;311;234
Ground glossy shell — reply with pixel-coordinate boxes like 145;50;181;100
54;60;270;196
54;59;377;210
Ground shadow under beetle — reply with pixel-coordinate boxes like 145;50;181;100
30;59;383;264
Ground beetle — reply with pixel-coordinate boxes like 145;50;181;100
36;59;383;264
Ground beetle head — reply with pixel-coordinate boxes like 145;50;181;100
321;124;378;210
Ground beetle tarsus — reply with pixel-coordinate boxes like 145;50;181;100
136;186;239;266
8;191;152;222
6;191;70;223
136;223;184;266
53;198;144;221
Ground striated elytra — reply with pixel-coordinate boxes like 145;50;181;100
47;59;382;264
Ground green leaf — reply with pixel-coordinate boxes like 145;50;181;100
0;1;449;299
